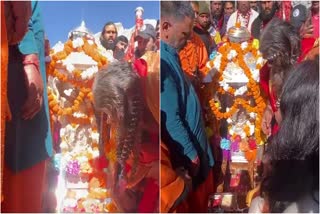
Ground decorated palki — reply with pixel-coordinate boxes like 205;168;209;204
205;23;266;195
47;22;117;212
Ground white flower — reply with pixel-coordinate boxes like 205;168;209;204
73;112;88;118
220;80;229;91
63;198;77;208
241;42;248;50
81;66;98;80
63;52;97;65
87;40;94;45
64;89;73;97
234;85;248;96
92;149;100;158
227;50;237;60
246;121;255;136
251;69;260;82
60;128;66;138
77;155;88;163
91;132;100;143
60;141;68;150
229;128;234;136
64;62;75;73
256;57;264;66
72;37;84;48
213;55;221;70
52;41;64;54
249;112;256;119
227;118;233;124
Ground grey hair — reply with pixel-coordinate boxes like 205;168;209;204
259;18;301;97
161;1;195;21
92;61;143;184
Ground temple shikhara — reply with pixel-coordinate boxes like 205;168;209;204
47;21;114;212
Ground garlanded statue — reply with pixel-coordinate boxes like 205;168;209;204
205;22;267;211
47;21;116;212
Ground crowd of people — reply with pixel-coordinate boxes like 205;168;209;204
1;0;319;213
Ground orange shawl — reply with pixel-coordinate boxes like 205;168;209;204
141;51;160;124
179;32;209;80
160;143;185;213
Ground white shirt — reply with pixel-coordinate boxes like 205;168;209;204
226;9;259;34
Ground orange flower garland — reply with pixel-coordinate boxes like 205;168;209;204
47;37;108;123
208;40;266;145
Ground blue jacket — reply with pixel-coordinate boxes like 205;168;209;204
161;41;214;185
5;0;53;172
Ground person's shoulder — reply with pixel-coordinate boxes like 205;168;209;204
251;9;259;18
191;33;203;45
284;191;319;213
229;11;237;19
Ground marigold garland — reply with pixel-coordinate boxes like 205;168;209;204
47;37;108;122
208;40;266;145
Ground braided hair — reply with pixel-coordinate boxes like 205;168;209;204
93;61;143;184
260;18;300;98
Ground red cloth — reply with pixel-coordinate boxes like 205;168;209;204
133;58;148;104
276;1;292;22
298;37;317;63
89;156;109;171
125;32;136;62
260;64;279;135
138;178;159;213
312;14;319;38
259;64;277;113
176;169;215;213
1;160;47;212
133;58;148;77
140;132;159;164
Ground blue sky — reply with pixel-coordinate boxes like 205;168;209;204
39;1;159;45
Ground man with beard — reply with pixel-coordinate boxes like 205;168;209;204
296;1;319;61
250;1;259;13
113;35;128;61
134;23;156;59
179;1;209;110
210;1;223;34
194;2;216;56
99;22;118;51
227;1;259;33
220;1;235;37
251;1;279;39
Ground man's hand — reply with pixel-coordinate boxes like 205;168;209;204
261;105;273;137
22;54;43;120
189;155;200;177
300;16;314;38
175;167;192;192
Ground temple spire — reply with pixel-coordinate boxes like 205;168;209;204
68;20;93;40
